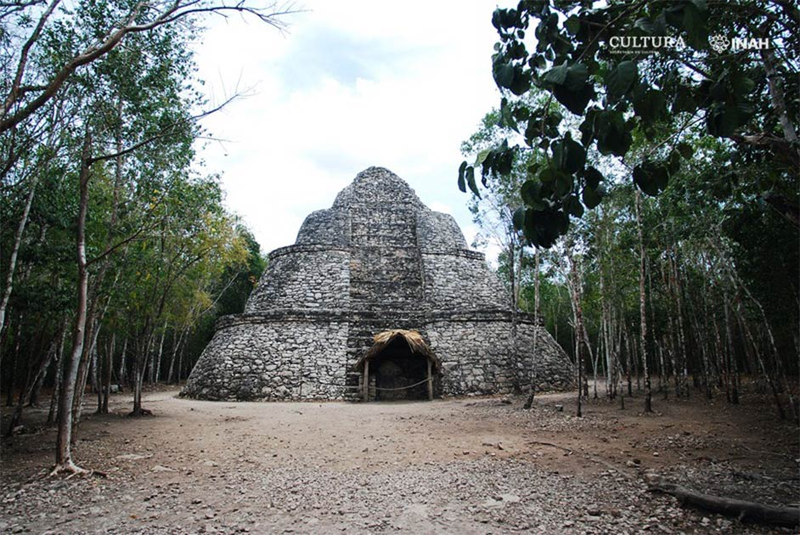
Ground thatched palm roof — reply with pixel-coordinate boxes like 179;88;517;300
356;329;440;370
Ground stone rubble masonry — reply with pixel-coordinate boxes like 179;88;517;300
183;167;574;401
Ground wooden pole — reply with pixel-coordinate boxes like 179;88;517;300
427;359;433;401
363;360;369;402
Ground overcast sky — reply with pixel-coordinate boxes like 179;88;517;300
193;1;503;259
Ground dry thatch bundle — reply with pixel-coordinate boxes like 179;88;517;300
357;329;440;370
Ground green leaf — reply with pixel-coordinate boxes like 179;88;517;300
466;166;480;198
706;103;748;137
554;172;573;197
564;194;584;217
683;1;708;49
474;148;492;167
596;111;632;157
583;166;604;189
634;17;654;34
582;183;604;209
633;161;669;196
733;76;755;97
605;61;638;99
508;66;531;96
538;166;560;183
633;90;667;123
521;180;544;209
676;142;694;159
553;83;594;115
579;109;599;145
565;16;581;36
499;98;519;131
564;63;588;92
457;161;467;193
552;133;586;174
493;61;515;89
543;62;568;86
522;208;570;249
672;85;696;114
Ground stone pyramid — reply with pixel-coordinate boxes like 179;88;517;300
183;167;572;401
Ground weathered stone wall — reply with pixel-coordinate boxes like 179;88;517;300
183;167;574;402
182;319;350;401
244;246;350;313
417;209;467;252
296;209;351;246
426;315;573;396
421;252;508;311
514;322;575;392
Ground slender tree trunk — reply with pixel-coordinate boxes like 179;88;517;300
177;328;189;382
689;298;713;399
722;291;741;405
634;190;652;413
5;319;22;406
5;329;59;436
72;320;103;441
94;342;102;413
101;333;114;414
0;175;38;337
568;244;585;417
154;321;166;384
47;326;68;425
131;331;154;416
524;248;540;409
167;328;183;385
118;337;127;389
734;300;786;419
670;251;689;397
53;137;92;474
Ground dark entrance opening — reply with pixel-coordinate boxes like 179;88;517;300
357;329;439;402
372;337;428;401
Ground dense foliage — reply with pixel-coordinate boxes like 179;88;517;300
0;0;282;470
460;0;798;248
464;97;799;418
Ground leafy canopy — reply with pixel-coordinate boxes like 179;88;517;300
459;0;799;248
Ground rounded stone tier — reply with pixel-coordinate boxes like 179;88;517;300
182;309;573;401
183;167;574;402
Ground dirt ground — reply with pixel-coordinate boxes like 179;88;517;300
1;386;798;534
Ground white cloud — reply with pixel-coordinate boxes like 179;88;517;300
193;1;502;254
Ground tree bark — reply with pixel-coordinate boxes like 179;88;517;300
634;189;652;412
648;479;800;527
0;174;37;337
53;134;92;474
47;325;68;424
524;247;540;409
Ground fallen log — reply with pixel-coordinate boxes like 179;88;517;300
647;478;800;528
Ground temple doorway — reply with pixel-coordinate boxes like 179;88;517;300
357;330;439;401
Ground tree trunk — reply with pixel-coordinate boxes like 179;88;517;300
53;136;92;474
634;189;652;412
670;251;689;398
118;337;127;389
5;319;22;406
101;333;114;414
734;299;786;419
568;244;585;417
722;291;741;405
0;175;38;336
154;321;167;384
47;326;68;425
648;479;800;527
94;342;102;414
5;328;59;436
524;248;540;409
